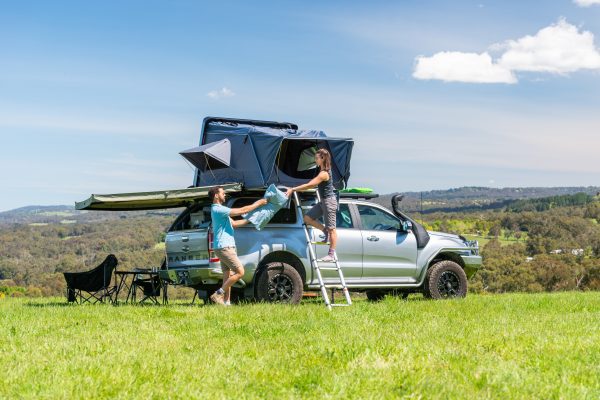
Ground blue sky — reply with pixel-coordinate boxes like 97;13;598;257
1;1;600;211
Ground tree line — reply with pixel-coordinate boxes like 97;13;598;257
1;195;599;297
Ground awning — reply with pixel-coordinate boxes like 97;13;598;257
75;183;242;211
179;139;231;171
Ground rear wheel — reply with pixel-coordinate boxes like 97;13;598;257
424;260;467;299
256;262;303;304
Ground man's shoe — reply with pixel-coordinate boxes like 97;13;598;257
210;291;225;305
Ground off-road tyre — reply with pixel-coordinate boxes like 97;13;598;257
256;262;303;304
424;260;468;299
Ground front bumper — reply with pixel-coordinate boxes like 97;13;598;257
460;255;483;279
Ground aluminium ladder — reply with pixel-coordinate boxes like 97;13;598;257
293;191;352;310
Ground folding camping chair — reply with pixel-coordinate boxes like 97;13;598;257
133;273;162;305
63;254;118;304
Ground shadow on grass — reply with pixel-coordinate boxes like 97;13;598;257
21;298;208;308
20;293;431;309
24;301;80;308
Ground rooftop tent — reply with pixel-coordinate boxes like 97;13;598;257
193;120;353;190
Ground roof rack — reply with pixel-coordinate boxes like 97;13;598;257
339;192;379;200
202;117;298;132
243;188;379;200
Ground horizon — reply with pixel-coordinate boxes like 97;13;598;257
2;184;599;213
1;1;599;212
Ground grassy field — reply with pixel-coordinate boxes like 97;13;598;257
463;234;524;247
1;293;599;399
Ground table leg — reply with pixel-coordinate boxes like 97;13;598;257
114;274;127;305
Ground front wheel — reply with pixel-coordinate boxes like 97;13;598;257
255;262;303;304
423;260;468;299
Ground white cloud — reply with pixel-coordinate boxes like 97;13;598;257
573;0;600;7
498;19;600;74
413;19;600;83
207;87;235;99
413;51;516;83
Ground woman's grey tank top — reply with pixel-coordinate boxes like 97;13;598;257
317;169;335;199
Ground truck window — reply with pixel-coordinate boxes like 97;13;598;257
357;204;400;231
231;198;297;224
337;204;354;228
305;203;354;229
170;204;211;231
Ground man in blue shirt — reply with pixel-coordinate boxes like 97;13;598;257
209;186;267;306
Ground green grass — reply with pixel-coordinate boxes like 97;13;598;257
1;293;599;399
39;211;75;217
463;234;525;247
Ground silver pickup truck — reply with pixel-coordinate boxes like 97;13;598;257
160;191;481;303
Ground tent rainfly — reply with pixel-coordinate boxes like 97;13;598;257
179;139;231;171
188;121;354;190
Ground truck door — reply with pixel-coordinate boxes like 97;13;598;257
312;203;363;280
356;204;417;279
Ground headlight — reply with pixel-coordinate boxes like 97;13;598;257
465;240;479;255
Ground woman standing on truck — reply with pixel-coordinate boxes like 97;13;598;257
286;149;338;262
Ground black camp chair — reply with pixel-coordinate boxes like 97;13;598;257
63;254;118;304
133;274;161;304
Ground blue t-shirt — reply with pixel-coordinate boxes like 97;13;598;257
211;204;236;249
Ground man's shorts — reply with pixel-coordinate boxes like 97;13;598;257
215;247;243;274
306;196;337;229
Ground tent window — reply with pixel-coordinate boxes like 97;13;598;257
277;140;319;179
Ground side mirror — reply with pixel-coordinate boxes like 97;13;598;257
399;220;412;232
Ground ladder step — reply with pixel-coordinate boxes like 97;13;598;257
310;241;330;245
324;285;344;289
331;304;351;307
317;267;339;270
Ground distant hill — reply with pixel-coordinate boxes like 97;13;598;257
372;186;600;214
2;186;599;224
0;205;180;225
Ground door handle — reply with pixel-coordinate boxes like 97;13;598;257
181;245;190;252
367;236;379;241
181;236;189;242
